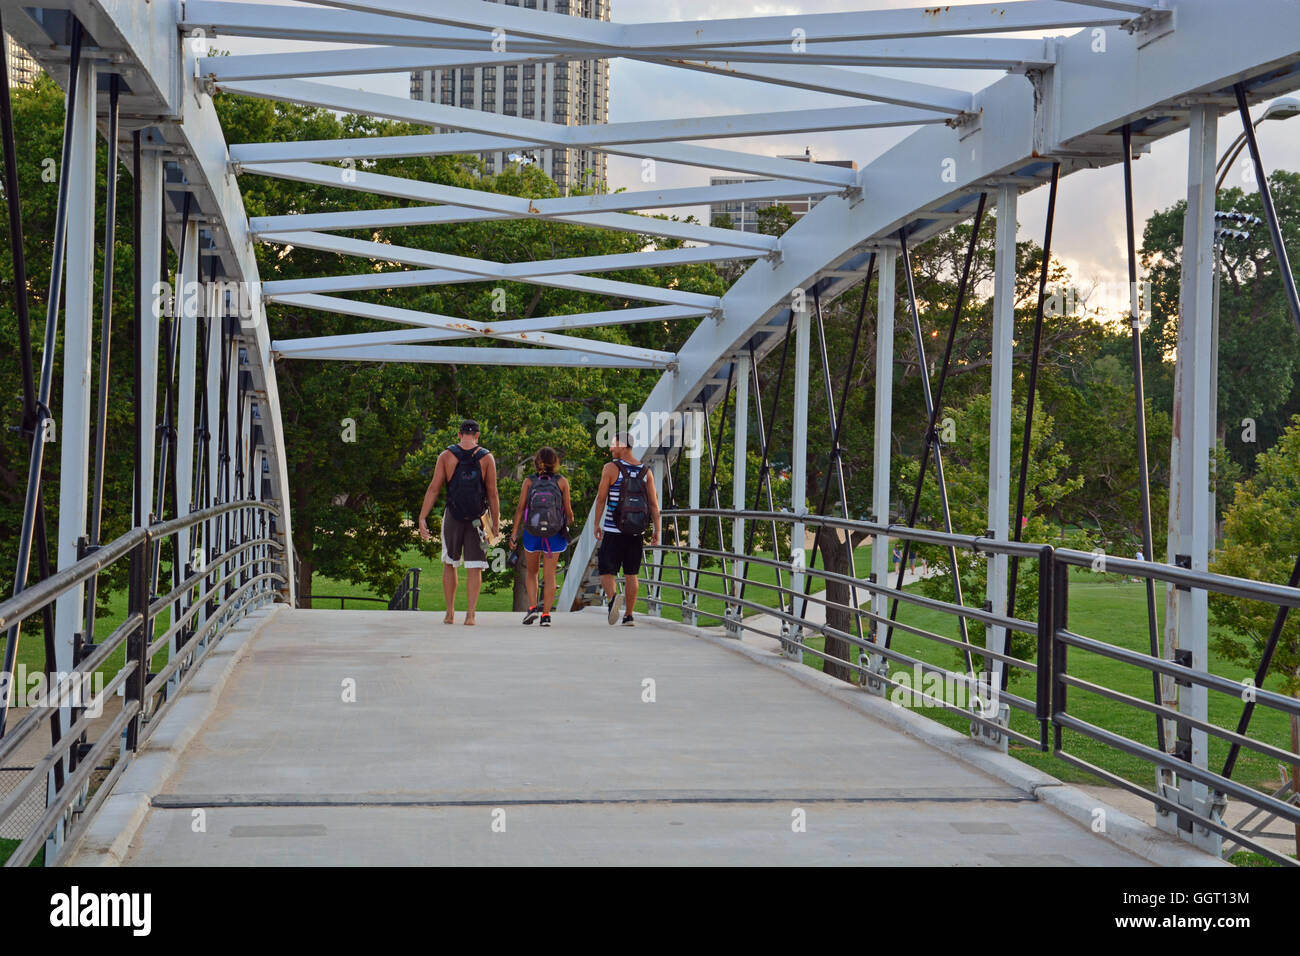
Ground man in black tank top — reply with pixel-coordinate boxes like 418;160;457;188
592;434;661;626
417;420;500;626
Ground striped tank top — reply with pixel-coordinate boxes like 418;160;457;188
603;461;646;534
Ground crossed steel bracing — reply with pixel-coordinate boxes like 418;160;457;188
4;0;1300;863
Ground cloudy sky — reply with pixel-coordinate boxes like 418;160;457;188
225;0;1300;290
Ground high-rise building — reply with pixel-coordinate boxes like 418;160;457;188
4;32;39;90
410;0;609;194
710;149;858;233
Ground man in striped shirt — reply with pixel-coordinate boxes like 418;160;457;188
592;434;661;626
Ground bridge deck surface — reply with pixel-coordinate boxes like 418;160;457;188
116;609;1145;865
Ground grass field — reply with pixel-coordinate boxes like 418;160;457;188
795;571;1297;797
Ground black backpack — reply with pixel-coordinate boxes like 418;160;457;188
446;445;488;522
524;473;565;537
612;462;650;536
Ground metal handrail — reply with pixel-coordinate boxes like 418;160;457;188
649;507;1300;865
0;499;284;867
1050;552;1300;867
0;500;281;631
311;566;423;611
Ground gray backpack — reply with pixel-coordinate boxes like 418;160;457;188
525;474;565;537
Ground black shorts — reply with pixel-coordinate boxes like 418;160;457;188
598;531;644;577
441;512;489;568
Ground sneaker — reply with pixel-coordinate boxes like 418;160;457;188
523;605;540;625
540;613;552;627
606;592;623;625
621;614;635;627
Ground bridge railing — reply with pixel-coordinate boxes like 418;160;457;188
312;566;423;611
1050;549;1300;866
0;500;285;867
647;508;1300;867
646;508;1051;752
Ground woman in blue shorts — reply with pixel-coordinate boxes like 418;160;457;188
509;447;575;626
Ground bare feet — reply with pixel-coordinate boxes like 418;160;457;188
464;611;476;626
443;611;455;625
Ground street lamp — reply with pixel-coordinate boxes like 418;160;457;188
1215;96;1300;191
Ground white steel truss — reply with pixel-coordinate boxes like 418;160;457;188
7;0;1300;860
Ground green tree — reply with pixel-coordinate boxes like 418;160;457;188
902;392;1086;664
1141;173;1300;474
214;92;725;606
1210;413;1300;856
756;203;796;237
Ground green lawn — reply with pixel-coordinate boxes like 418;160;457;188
647;544;873;626
309;548;539;613
792;570;1295;797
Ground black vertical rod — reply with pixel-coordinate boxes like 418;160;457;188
0;9;59;732
83;75;121;653
1004;162;1060;691
1233;84;1300;336
738;319;794;614
891;228;973;673
883;196;986;655
1119;126;1166;751
1;20;83;740
695;363;733;595
797;275;872;646
659;448;690;598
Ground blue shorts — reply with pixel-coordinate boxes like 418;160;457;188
522;531;568;554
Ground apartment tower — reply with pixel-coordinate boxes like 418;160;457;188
410;0;610;194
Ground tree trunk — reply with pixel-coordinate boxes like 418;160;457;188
816;525;856;684
293;480;313;608
511;541;531;611
296;553;313;609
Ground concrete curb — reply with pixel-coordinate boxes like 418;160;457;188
646;615;1227;868
64;603;285;866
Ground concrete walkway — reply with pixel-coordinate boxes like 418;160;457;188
69;607;1185;866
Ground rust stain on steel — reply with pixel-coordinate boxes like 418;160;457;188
923;6;952;16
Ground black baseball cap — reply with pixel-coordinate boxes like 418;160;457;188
459;419;480;435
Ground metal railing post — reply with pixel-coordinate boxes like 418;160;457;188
1035;546;1054;751
1158;104;1222;854
788;295;810;662
1050;560;1069;755
727;355;749;636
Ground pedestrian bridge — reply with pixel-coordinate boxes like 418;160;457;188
68;607;1193;867
4;0;1300;868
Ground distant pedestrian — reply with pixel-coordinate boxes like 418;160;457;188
593;434;660;627
417;420;500;626
510;447;575;627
